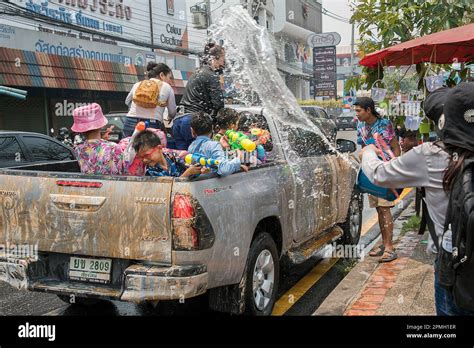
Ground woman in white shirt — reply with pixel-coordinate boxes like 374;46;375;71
123;62;177;136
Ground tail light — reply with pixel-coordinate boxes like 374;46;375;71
172;194;214;251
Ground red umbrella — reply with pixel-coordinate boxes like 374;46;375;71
359;23;474;68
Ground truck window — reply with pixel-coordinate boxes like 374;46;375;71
0;136;25;165
285;127;328;157
21;136;75;162
302;107;330;120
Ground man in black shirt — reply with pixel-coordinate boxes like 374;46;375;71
172;43;225;150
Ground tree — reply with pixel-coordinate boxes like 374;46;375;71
345;0;473;93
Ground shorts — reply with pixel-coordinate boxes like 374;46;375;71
368;194;395;208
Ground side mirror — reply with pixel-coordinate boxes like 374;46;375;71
336;139;356;153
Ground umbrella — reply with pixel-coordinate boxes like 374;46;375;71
359;23;474;68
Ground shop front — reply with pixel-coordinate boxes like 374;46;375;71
0;47;192;134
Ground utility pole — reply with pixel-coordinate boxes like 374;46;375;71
149;0;154;48
350;22;355;77
205;0;212;28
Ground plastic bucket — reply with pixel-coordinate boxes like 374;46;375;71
356;169;402;201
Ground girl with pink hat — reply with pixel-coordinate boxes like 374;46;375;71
72;103;133;175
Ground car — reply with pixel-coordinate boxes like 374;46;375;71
0;106;361;315
0;131;76;168
102;112;127;143
300;106;338;143
336;110;358;131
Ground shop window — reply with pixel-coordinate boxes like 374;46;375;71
21;136;74;162
0;137;24;166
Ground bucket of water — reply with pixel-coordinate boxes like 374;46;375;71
356;168;402;201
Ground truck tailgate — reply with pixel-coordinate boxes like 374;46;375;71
0;172;173;264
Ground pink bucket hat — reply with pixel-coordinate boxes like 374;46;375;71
71;103;108;133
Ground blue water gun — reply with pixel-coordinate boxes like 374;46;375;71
185;153;220;168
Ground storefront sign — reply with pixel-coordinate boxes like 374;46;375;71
7;0;188;49
0;24;174;67
312;46;337;98
307;32;341;48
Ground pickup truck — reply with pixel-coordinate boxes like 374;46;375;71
0;106;361;315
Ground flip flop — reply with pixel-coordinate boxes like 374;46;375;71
379;250;398;263
369;245;385;257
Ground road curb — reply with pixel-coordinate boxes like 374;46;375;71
313;190;416;316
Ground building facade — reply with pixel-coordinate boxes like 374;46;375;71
0;0;196;134
186;0;322;100
273;0;322;100
336;45;361;97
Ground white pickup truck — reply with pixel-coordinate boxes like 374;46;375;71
0;106;361;315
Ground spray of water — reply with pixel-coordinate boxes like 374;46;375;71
209;5;355;170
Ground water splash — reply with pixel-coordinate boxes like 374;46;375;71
209;5;347;158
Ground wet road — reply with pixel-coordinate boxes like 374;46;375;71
0;130;383;316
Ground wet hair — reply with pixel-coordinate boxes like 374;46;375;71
200;42;225;65
133;130;161;153
443;145;474;192
190;112;213;136
215;108;239;131
403;130;418;139
354;97;380;117
146;62;172;79
238;112;259;132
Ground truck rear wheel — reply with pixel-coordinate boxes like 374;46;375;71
244;232;280;316
339;191;363;246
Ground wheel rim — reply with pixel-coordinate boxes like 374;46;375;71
349;198;361;239
252;249;275;311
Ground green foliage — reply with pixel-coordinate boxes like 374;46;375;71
401;215;421;234
297;99;343;108
350;0;474;89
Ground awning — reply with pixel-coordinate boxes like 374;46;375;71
0;47;191;94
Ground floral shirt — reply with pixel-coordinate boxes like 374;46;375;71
74;139;130;175
146;152;187;177
357;117;397;160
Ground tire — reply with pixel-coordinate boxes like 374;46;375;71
57;294;103;307
243;232;280;316
339;191;363;246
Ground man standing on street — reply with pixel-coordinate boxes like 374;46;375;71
172;42;226;150
355;97;401;262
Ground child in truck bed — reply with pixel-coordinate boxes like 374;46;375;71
72;103;133;175
213;108;239;147
188;112;248;176
133;130;202;178
237;111;268;163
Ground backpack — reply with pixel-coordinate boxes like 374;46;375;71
436;157;474;311
132;79;163;109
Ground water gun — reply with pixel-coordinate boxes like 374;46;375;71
250;128;271;145
185;153;220;168
225;130;257;152
125;121;147;161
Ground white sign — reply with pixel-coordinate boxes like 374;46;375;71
307;32;342;47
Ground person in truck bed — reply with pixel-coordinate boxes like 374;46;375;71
188;112;248;176
133;130;202;178
72;103;133;175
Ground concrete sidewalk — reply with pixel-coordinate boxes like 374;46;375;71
315;202;436;316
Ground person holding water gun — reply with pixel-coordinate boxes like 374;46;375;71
355;97;401;262
188;112;248;177
237;111;268;164
132;130;202;178
213;108;239;147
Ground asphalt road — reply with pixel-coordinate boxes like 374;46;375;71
0;130;387;316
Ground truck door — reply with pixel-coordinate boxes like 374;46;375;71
282;123;338;244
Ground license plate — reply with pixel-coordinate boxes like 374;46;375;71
69;257;112;284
